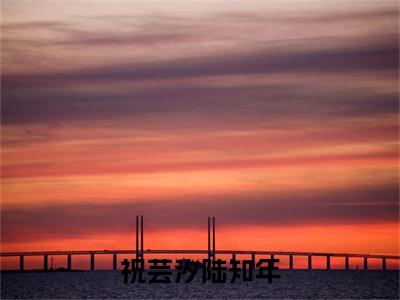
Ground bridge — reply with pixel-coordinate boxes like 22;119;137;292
1;216;399;271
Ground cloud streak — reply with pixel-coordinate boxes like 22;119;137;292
2;185;398;243
3;40;398;87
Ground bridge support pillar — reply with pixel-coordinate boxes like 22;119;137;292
19;255;24;272
251;253;256;270
113;254;117;272
308;255;312;270
90;253;95;272
67;254;72;271
44;255;48;272
364;257;368;270
382;258;386;270
345;256;349;270
326;255;331;270
289;255;293;270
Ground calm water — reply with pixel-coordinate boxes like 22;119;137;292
1;270;399;299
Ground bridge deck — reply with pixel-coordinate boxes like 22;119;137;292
1;250;399;259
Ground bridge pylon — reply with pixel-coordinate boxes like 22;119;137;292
208;216;216;260
135;215;144;265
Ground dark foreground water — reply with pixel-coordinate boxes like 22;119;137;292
1;270;399;299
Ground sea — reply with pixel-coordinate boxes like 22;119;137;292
1;270;399;299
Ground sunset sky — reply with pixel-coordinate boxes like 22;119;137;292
1;0;399;269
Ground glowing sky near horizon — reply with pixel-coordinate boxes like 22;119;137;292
1;0;399;268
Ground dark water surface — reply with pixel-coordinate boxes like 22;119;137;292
1;270;399;299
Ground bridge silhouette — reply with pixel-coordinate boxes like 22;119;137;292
1;215;399;272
